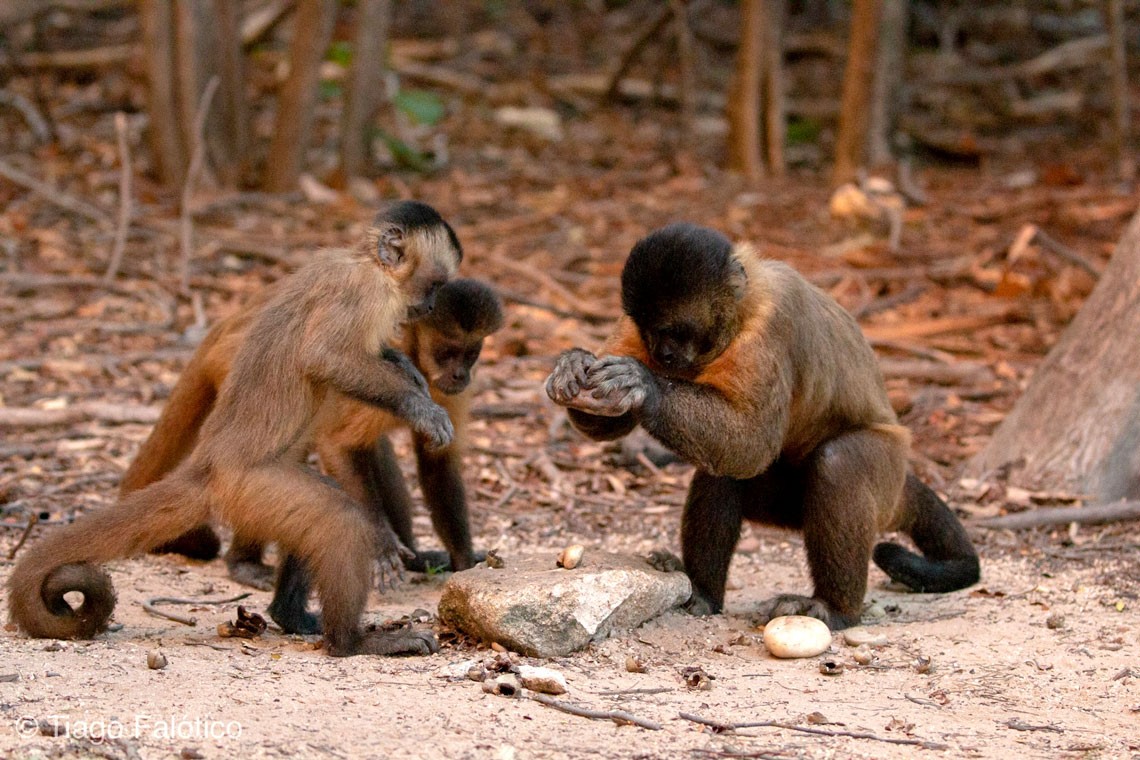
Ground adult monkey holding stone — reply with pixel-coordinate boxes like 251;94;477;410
8;201;459;656
546;223;979;630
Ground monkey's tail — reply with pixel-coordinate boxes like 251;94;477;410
119;353;218;497
8;472;212;639
872;474;980;593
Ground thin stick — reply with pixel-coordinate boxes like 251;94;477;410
7;514;39;560
529;693;662;730
678;712;948;750
603;5;674;103
976;500;1140;530
142;592;252;627
668;0;695;147
180;75;220;295
103;112;133;282
0;159;113;227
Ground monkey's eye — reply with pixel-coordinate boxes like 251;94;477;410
463;346;482;365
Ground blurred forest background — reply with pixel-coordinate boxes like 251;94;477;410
2;0;1140;533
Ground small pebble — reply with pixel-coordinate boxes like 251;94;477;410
863;603;887;620
843;627;888;647
1046;613;1065;630
517;665;568;695
852;647;874;665
762;616;832;659
625;656;647;673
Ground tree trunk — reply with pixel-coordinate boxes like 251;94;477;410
211;0;250;186
832;0;882;186
867;0;907;166
338;0;391;181
966;211;1140;502
139;0;185;187
264;0;338;192
1105;0;1134;182
726;0;764;181
762;0;786;177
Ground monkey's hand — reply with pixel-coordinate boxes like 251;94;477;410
381;346;431;396
545;348;598;405
374;524;415;593
575;355;654;417
405;399;454;452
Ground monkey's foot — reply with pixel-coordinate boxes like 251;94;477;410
329;630;439;657
646;549;684;574
226;560;276;591
403;549;485;574
375;537;415;592
754;594;859;630
267;602;321;636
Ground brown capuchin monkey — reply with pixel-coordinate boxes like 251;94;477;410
8;200;461;656
545;223;979;630
118;278;504;597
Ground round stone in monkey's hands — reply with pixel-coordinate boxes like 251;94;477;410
761;615;833;659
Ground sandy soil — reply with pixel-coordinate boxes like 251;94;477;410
2;515;1138;760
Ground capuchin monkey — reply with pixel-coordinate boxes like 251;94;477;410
8;201;460;656
546;223;979;630
120;278;504;594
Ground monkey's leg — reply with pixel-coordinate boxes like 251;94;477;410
220;467;437;657
224;533;274;591
756;429;906;630
679;471;745;615
413;436;480;572
267;553;320;635
151;524;222;560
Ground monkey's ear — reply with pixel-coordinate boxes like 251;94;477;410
377;224;406;267
726;257;748;301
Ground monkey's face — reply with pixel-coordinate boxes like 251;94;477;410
637;297;738;379
417;332;485;395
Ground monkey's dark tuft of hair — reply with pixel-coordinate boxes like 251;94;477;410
621;223;734;319
377;200;463;261
429;278;504;334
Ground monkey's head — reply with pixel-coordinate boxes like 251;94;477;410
369;200;463;318
411;278;504;395
621;223;747;379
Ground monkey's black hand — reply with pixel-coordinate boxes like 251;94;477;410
381;347;431;396
374;524;415;592
579;355;655;417
545;348;598;405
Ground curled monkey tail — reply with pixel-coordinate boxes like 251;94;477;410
8;470;212;639
872;473;980;593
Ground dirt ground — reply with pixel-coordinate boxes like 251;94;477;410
2;381;1139;759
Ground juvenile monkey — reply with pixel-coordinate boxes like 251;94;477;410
8;201;460;656
546;223;979;630
121;279;504;590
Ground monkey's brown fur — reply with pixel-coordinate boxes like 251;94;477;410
9;204;459;655
547;224;978;629
119;279;503;589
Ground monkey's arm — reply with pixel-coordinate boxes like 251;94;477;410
585;355;790;480
303;345;454;450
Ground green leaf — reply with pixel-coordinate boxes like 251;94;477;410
327;40;353;67
375;129;434;172
319;80;342;100
787;117;822;145
393;89;446;126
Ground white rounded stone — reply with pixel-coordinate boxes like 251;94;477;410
762;616;832;659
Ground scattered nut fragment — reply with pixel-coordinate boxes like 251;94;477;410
485;549;505;569
819;660;844;676
217;606;267;639
913;655;933;674
625;656;648;673
482;674;521;697
557;544;585;569
180;748;205;759
146;650;168;670
863;603;887;620
843;627;888;647
681;665;714;691
852;647;875;666
1046;613;1066;630
517;665;568;695
466;663;487;682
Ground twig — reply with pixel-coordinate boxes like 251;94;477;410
142;592;252;627
529;693;662;730
603;5;674;103
1004;718;1063;733
0;159;113;227
103;112;133;282
0;90;51;142
482;251;617;324
180;76;220;295
678;712;948;750
0;402;162;429
1022;225;1099;278
668;0;695;147
7;514;39;560
976;501;1140;530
